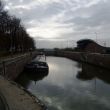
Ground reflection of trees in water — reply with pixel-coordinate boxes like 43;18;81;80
76;63;110;84
16;70;49;89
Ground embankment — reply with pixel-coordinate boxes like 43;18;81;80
0;52;37;80
0;76;46;110
54;51;110;69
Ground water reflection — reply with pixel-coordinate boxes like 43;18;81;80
16;70;49;89
27;71;48;82
16;57;110;110
77;63;110;84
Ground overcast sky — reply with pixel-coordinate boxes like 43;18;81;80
3;0;110;48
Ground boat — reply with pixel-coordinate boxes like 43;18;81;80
24;61;49;73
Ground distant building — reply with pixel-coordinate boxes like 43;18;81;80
76;39;110;54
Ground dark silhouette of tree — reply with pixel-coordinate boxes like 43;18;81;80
0;0;36;55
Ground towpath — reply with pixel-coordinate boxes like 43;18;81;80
0;76;46;110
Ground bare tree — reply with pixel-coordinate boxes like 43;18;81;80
0;0;36;55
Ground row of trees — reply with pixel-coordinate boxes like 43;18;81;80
0;1;36;54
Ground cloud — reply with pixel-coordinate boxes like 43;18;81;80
72;0;110;27
3;0;110;48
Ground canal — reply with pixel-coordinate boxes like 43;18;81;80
16;56;110;110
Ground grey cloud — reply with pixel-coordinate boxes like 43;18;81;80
75;2;110;26
62;0;110;30
5;1;64;19
5;1;65;28
3;0;110;48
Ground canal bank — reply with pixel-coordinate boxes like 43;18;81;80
0;51;37;80
0;76;46;110
0;51;49;110
54;51;110;69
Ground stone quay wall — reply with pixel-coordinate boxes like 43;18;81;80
55;51;110;69
0;52;37;80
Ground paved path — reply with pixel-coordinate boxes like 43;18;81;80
0;76;46;110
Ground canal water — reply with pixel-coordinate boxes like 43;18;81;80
16;56;110;110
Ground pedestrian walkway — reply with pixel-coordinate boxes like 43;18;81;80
0;76;46;110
